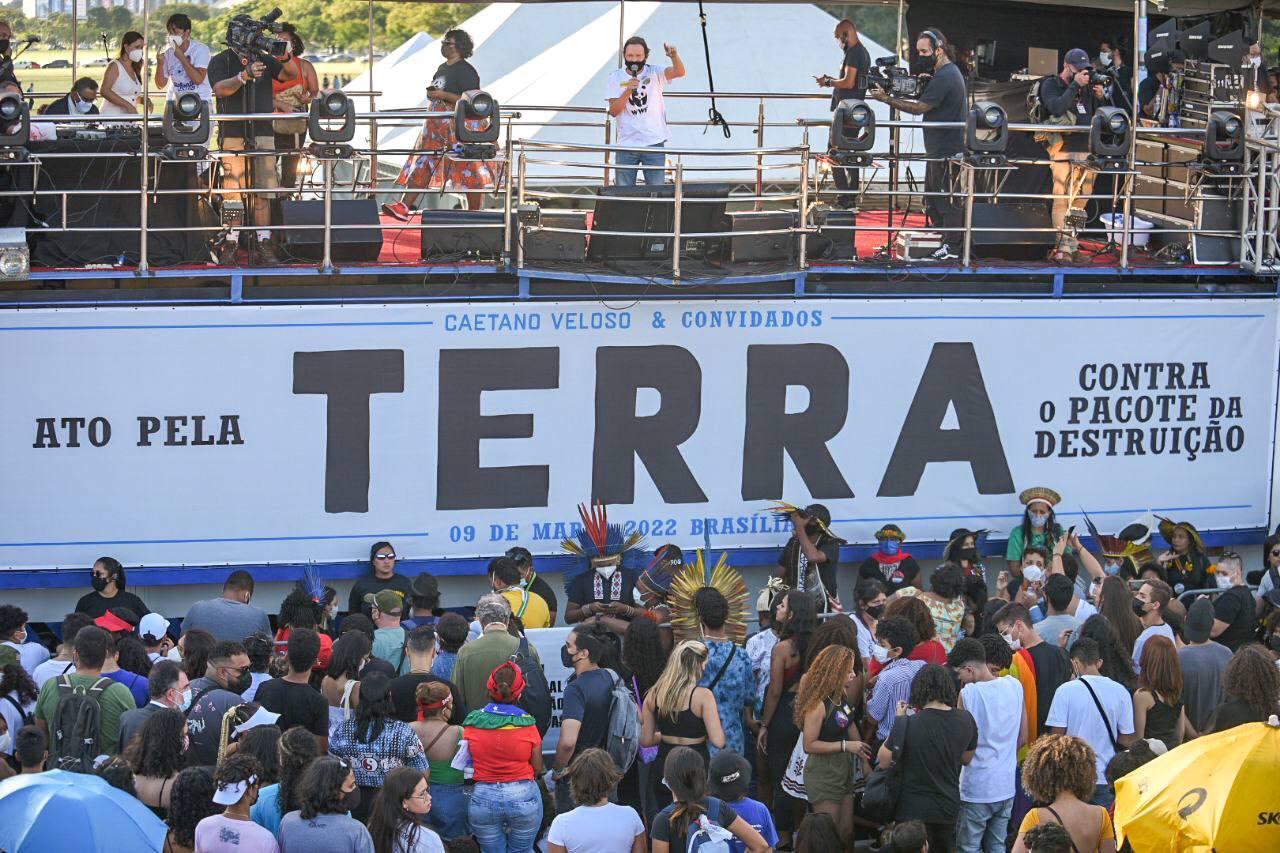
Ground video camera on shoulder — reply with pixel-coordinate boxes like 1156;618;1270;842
226;7;288;59
867;56;925;99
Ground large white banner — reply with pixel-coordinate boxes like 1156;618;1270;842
1;299;1276;569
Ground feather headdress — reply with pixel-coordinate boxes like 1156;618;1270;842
1082;509;1155;573
636;544;683;608
768;500;832;537
666;550;750;645
560;502;646;594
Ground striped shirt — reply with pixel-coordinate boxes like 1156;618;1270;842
868;658;926;741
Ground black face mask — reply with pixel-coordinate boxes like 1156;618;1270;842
625;59;645;76
560;644;576;668
865;604;885;619
1132;598;1148;617
911;51;936;75
1267;634;1280;653
91;576;109;593
340;787;361;814
956;547;978;562
229;670;252;694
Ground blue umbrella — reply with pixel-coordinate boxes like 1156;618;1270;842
0;769;168;853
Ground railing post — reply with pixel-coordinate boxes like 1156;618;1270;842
137;0;150;274
322;160;334;272
367;1;378;188
960;161;974;268
503;135;516;266
798;148;809;270
603;119;612;187
755;98;765;211
516;150;527;270
672;160;683;281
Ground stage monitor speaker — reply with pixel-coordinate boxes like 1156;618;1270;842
281;199;383;262
1192;192;1240;265
420;209;504;260
519;210;588;262
817;209;858;260
726;210;796;262
970;202;1054;260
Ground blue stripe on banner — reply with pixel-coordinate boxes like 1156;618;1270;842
831;503;1253;524
0;528;1267;590
0;321;435;332
0;532;431;548
829;314;1267;321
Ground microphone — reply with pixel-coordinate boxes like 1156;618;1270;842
24;35;39;43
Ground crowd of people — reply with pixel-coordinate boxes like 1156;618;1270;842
1;489;1279;852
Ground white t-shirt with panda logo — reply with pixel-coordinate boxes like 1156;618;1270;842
606;63;670;147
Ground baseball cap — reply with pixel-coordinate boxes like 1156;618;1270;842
364;590;404;615
138;613;171;643
1065;48;1091;69
707;750;751;801
0;644;17;669
94;611;132;633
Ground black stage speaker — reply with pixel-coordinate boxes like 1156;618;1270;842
816;209;858;260
726;210;796;262
970;202;1054;260
281;199;384;262
1192;192;1240;265
421;209;504;259
520;211;588;261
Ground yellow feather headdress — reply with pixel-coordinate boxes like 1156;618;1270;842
666;550;750;645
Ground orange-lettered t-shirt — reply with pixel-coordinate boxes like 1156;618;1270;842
465;724;542;782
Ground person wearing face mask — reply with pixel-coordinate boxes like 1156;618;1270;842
858;524;922;595
279;757;373;851
42;78;100;116
817;19;871;209
118;659;190;753
565;554;643;635
1006;488;1068;575
489;556;552;630
196;753;279;853
866;616;926;743
853;577;887;665
992;603;1071;746
75;556;151;620
1206;552;1258;652
185;640;255;765
869;28;968;261
547;623;615;813
384;28;496;219
155;13;212;104
506;546;559;627
1130;579;1175;675
604;35;686;188
0;604;48;680
98;31;147;117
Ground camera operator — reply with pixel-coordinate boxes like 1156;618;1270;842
869;28;967;261
817;19;870;209
208;20;298;264
1038;48;1104;261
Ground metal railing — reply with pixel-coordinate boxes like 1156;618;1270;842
0;93;1274;285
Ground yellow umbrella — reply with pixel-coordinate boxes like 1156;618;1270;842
1114;716;1280;851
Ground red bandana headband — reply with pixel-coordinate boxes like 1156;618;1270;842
487;660;527;702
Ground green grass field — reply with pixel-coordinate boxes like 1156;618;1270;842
15;48;369;103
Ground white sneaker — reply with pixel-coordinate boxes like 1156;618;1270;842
929;245;959;261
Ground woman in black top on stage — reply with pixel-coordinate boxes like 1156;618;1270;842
641;639;724;807
75;557;150;620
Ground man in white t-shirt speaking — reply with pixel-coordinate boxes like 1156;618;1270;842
606;36;685;187
154;13;212;103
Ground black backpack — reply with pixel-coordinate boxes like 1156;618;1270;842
48;674;110;772
509;637;552;735
2;693;34;728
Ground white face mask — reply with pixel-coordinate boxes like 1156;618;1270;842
0;732;10;754
166;646;183;663
1029;511;1049;529
73;97;93;114
168;34;183;48
596;565;617;580
179;688;193;710
1099;51;1112;65
128;48;143;63
1002;631;1022;651
1215;572;1234;589
1251;55;1263;66
870;644;892;664
14;629;26;645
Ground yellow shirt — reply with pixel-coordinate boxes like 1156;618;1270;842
500;587;552;629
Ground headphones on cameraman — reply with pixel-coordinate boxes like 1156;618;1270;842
919;29;946;50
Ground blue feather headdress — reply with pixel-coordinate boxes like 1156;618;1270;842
560;502;646;594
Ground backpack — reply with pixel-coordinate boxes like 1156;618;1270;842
1026;75;1076;145
509;637;552;735
685;797;734;853
48;674;111;772
604;669;641;773
2;693;34;728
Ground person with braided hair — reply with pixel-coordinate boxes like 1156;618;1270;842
251;726;320;836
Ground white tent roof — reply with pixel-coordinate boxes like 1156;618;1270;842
348;2;893;182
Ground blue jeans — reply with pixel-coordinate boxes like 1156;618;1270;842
427;781;470;840
1091;783;1115;809
468;780;543;853
956;798;1013;853
615;143;666;187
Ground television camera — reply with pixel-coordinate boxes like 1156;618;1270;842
866;56;926;99
225;7;289;59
